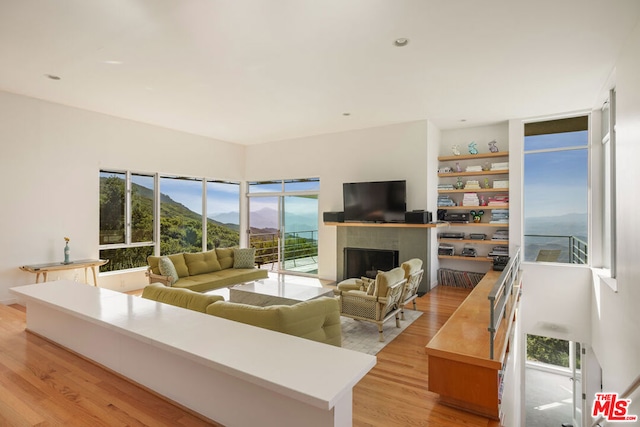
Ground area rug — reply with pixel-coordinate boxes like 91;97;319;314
340;310;423;355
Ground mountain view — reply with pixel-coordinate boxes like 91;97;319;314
100;177;319;272
211;207;318;235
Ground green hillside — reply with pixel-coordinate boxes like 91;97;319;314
99;177;240;272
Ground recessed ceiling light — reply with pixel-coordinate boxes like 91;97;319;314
44;74;61;80
393;38;409;47
342;112;351;116
460;119;467;122
103;60;123;65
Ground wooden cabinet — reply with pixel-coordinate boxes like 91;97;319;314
437;151;509;269
425;252;522;422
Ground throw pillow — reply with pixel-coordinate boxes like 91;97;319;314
233;248;256;269
158;256;179;285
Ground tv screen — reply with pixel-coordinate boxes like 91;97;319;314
343;180;407;223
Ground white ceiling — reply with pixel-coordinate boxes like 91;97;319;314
1;1;639;145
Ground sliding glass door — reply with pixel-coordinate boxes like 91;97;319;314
248;179;319;274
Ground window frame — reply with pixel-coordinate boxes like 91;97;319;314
522;115;591;265
99;169;241;273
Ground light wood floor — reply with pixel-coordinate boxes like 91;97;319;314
2;286;498;426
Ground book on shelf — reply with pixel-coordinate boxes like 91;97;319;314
438;195;456;207
462;192;480;206
464;180;481;189
490;209;509;223
465;165;483;172
491;162;509;170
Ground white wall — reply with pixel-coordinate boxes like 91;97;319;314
0;91;245;303
591;18;640;413
244;121;430;281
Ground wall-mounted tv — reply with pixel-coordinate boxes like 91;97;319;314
343;180;407;223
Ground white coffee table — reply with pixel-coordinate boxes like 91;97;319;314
229;279;335;306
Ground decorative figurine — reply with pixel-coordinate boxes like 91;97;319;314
456;162;462;172
480;195;487;206
482;161;490;171
452;145;461;156
468;141;478;155
455;177;464;189
488;140;499;153
470;210;485;223
484;177;490;189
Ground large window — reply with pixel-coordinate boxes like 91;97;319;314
99;171;156;271
99;170;240;272
523;116;589;264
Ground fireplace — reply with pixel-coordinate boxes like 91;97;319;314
344;247;399;279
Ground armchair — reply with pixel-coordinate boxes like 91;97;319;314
399;259;424;320
337;267;407;342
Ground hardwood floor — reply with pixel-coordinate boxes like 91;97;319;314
2;285;498;426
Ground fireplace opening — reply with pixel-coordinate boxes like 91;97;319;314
344;247;399;280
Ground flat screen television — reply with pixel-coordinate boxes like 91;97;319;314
343;180;407;223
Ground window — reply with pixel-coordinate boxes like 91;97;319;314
523;116;589;264
100;170;240;272
601;89;617;277
99;171;156;272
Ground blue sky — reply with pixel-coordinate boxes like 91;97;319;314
524;131;588;218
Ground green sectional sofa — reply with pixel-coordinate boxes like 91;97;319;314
146;248;268;293
141;283;342;346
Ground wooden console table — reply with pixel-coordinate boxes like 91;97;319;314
20;259;108;286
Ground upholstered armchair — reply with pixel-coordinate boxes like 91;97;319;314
336;267;407;342
399;258;424;320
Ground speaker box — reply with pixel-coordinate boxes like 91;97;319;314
405;210;432;224
323;211;344;222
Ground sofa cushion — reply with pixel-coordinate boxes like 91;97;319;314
171;268;268;293
206;297;341;346
141;283;224;313
158;257;179;285
233;248;256;269
216;248;234;269
401;258;423;277
148;253;189;278
184;250;222;275
374;267;406;298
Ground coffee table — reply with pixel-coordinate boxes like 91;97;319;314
229;278;335;306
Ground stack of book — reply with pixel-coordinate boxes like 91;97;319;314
490;209;509;224
465;165;483;172
492;229;509;241
464;180;481;189
438;183;455;190
488;194;509;206
462;192;480;206
437;195;456;207
491;162;509;171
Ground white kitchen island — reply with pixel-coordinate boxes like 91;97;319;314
10;281;376;427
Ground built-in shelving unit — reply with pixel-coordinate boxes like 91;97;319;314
437;150;510;271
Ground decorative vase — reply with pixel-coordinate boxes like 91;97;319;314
64;242;70;264
455;177;464;190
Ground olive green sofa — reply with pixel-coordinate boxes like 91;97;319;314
141;283;342;347
146;248;268;293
